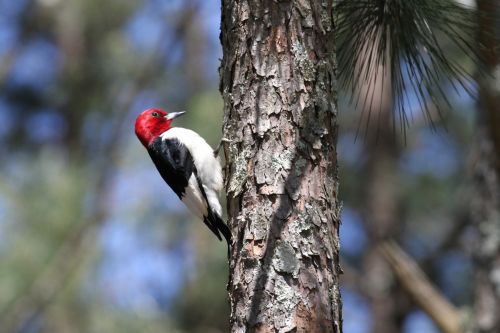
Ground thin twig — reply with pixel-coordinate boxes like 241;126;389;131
381;240;463;333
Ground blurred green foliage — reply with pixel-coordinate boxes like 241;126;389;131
0;0;229;332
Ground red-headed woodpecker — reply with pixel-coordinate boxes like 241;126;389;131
135;108;231;245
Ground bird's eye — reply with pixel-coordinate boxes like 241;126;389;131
151;112;159;117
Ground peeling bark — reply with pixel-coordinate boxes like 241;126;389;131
220;1;342;332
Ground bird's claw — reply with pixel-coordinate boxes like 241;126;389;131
214;137;232;157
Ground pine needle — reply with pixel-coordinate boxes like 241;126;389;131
336;0;480;135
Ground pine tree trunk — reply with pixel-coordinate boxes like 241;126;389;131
219;1;342;332
473;1;500;332
362;113;406;333
354;42;407;333
471;119;500;333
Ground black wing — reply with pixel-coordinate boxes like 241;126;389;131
148;137;194;199
148;137;230;244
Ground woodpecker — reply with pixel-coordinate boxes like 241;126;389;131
135;108;231;245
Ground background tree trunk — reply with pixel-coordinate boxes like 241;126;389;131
361;107;408;333
354;39;407;333
220;1;342;332
473;1;500;332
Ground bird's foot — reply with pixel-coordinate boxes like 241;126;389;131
214;137;232;157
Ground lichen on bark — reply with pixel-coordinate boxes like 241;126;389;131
220;0;342;332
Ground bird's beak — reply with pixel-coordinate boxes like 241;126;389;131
165;111;186;120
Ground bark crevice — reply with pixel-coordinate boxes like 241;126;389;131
221;1;342;332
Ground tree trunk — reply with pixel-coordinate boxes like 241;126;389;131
362;113;406;333
472;2;500;332
219;1;342;332
472;94;500;333
353;39;407;333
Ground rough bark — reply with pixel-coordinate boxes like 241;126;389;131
472;2;500;331
219;1;342;332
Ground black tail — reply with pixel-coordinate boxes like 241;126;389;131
204;211;231;246
203;213;231;258
193;170;231;247
213;214;231;246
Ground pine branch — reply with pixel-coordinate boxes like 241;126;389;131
381;240;464;333
336;0;480;135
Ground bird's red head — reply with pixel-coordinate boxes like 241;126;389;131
135;108;185;147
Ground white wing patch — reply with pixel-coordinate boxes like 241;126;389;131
161;128;222;191
204;185;222;217
161;128;223;218
181;175;208;219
